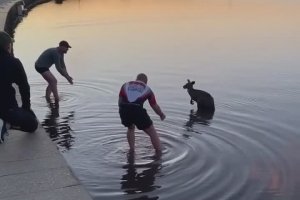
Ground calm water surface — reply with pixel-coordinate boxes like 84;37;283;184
14;0;300;199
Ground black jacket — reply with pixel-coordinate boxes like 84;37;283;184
0;50;31;115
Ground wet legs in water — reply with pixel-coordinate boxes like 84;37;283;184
127;125;135;153
127;125;162;158
41;71;59;103
144;125;162;158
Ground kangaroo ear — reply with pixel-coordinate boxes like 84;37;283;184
191;81;195;85
187;79;190;83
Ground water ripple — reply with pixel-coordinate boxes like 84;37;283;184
27;76;300;200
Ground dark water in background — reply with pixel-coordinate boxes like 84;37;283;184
13;0;300;199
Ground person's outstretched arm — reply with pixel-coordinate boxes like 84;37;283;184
151;103;166;121
148;91;165;120
54;55;73;84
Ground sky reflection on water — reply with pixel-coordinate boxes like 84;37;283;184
13;0;300;199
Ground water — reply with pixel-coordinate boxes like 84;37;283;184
13;0;300;199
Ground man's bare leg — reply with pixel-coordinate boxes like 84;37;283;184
127;125;135;152
144;125;162;156
45;85;52;101
41;71;59;101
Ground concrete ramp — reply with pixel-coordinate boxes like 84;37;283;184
0;0;93;199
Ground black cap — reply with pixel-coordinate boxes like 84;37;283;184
59;40;71;48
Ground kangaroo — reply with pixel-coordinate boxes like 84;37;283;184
183;79;215;112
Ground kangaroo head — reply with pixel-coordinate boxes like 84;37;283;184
183;79;195;90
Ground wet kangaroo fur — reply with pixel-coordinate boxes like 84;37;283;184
183;79;215;112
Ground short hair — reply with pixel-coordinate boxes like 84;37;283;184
136;73;148;83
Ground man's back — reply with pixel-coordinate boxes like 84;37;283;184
0;52;30;114
0;52;19;110
119;81;156;106
35;47;61;69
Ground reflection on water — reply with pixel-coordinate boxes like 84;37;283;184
41;102;75;152
185;109;214;131
55;0;63;4
13;0;300;199
121;152;161;200
249;161;283;199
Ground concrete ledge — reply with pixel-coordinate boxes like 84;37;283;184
0;1;93;199
3;185;93;200
0;128;92;200
1;0;51;35
1;0;24;33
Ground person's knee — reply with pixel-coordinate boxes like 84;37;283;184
43;72;57;85
50;78;57;85
28;119;38;132
143;125;156;135
22;117;38;132
18;109;39;132
128;124;135;130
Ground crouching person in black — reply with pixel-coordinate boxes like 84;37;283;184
0;31;38;143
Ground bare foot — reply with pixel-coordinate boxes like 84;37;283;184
154;150;162;159
54;98;60;107
127;150;135;164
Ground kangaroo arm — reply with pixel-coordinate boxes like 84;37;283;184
190;99;194;105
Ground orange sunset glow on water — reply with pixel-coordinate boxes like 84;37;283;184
13;1;300;199
15;0;300;77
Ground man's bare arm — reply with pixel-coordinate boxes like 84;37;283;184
151;104;166;120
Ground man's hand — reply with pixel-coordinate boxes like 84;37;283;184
160;113;166;121
66;76;73;84
151;104;166;121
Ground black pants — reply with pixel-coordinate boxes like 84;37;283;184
0;107;38;133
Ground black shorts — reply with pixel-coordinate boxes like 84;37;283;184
119;104;153;130
35;66;49;74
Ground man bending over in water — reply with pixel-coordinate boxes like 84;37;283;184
35;41;73;104
118;73;166;157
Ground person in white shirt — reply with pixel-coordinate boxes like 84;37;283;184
118;73;166;157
